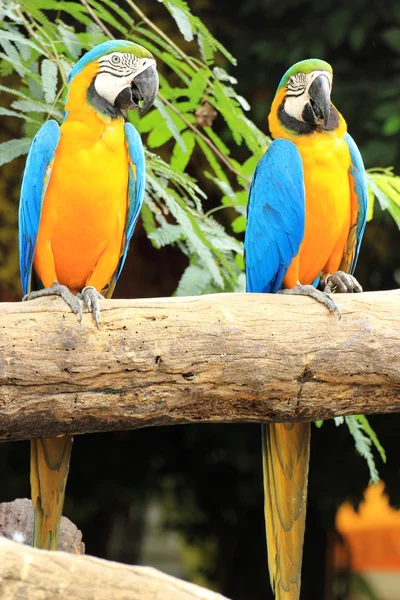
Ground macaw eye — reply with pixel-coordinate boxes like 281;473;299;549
111;55;120;64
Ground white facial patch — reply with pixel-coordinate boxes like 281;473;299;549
94;52;156;106
283;70;332;122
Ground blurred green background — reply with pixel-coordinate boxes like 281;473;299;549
1;1;400;599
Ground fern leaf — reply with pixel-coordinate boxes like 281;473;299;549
171;131;195;172
345;415;380;484
11;99;63;119
0;39;25;77
141;202;157;236
154;98;187;152
165;1;194;42
0;107;38;122
0;30;44;55
354;415;386;463
176;264;212;296
57;22;82;60
41;58;58;104
0;138;31;167
148;224;183;248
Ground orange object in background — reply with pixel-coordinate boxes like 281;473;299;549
335;481;400;572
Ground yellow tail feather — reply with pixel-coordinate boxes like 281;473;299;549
30;435;73;550
262;422;311;600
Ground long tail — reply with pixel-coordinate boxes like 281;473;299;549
262;422;311;600
30;435;73;549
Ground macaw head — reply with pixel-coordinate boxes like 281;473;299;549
274;59;334;132
68;40;159;117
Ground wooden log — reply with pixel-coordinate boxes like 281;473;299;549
0;290;399;443
0;537;229;599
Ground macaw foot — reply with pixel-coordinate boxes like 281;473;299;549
77;286;104;329
23;281;82;321
322;271;363;294
278;283;342;319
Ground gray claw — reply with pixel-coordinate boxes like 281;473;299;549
323;271;363;294
278;284;342;319
23;281;82;321
78;286;104;328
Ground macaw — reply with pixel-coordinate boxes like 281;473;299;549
18;40;158;550
244;59;367;599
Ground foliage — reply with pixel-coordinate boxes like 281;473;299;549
367;168;400;226
315;415;386;484
0;0;399;524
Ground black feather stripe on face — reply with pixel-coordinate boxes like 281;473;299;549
98;52;140;78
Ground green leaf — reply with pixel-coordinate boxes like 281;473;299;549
166;2;194;42
176;264;212;296
235;253;244;271
213;66;237;84
154;98;187;151
232;215;246;233
57;21;81;60
354;415;386;463
345;416;381;484
11;99;63;119
141;202;157;237
0;138;31;166
171;130;195;172
367;172;400;227
0;106;38;122
148;224;183;248
196;137;230;185
0;39;25;77
41;58;58;104
0;30;45;55
59;58;73;80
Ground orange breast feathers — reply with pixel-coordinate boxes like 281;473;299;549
33;63;129;294
268;88;353;289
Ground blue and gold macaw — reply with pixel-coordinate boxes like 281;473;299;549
19;40;158;549
245;59;368;599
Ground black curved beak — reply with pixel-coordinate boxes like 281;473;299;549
133;64;159;116
115;64;159;116
308;75;331;127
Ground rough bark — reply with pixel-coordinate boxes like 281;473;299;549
0;537;229;600
0;291;399;443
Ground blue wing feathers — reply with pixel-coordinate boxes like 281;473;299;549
113;122;145;283
19;120;60;295
344;132;368;274
245;139;305;294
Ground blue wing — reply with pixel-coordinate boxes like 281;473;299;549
343;132;368;275
19;120;61;295
245;139;305;294
113;122;145;285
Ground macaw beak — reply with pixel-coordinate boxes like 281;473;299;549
308;75;331;127
115;63;159;116
133;64;159;116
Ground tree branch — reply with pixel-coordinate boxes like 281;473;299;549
1;291;400;443
0;537;229;600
